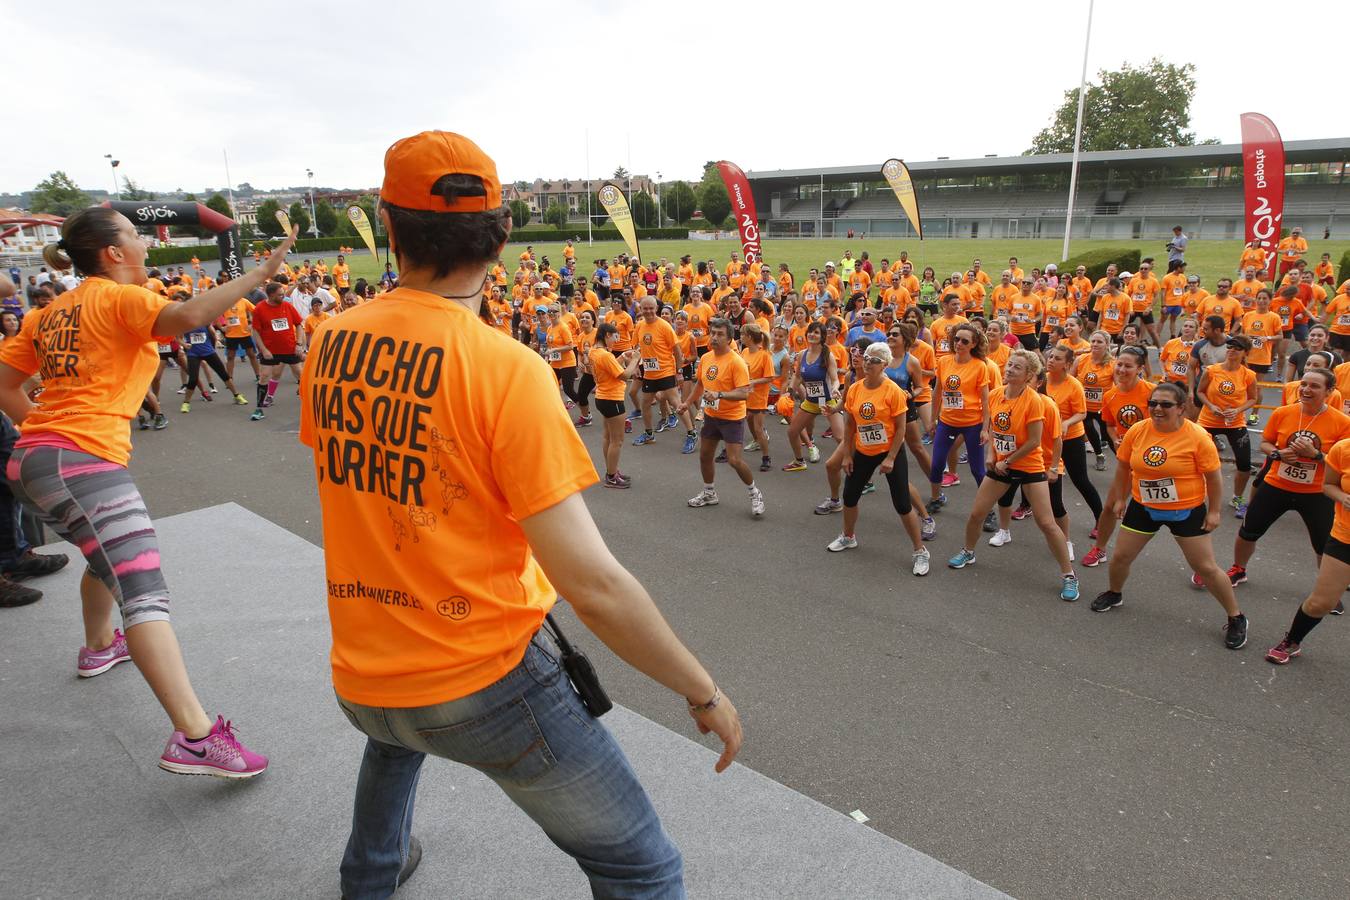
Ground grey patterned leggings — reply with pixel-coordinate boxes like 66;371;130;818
7;444;170;628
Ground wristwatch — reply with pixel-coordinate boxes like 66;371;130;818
687;686;721;714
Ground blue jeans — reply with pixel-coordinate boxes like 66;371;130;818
336;639;684;900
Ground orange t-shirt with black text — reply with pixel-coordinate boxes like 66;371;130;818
1075;356;1114;411
989;387;1045;472
1102;379;1156;434
299;289;599;707
634;317;678;380
1118;418;1219;510
845;378;907;456
936;355;990;427
1197;364;1256;428
545;323;576;369
1325;439;1350;543
697;348;750;420
1262;403;1350;493
1240;310;1282;366
0;277;170;466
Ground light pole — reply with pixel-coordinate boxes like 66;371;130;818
656;170;663;227
104;154;120;200
306;168;319;238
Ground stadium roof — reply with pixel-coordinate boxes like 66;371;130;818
746;138;1350;183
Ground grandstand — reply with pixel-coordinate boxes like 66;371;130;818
748;138;1350;240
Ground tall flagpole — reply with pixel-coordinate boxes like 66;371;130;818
1062;0;1094;262
585;129;593;246
222;149;236;218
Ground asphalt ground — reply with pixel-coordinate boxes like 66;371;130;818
118;360;1350;900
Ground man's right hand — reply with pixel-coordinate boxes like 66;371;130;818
690;693;743;773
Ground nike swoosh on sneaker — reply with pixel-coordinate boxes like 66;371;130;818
179;742;209;759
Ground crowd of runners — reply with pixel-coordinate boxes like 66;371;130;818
488;236;1350;662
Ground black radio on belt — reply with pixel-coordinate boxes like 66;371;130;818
544;613;612;718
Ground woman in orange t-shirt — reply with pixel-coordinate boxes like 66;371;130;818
740;324;776;471
571;309;599;427
1040;282;1075;350
949;349;1077;598
1057;315;1091;358
1075;330;1117;466
928;323;992;508
1222;368;1350;595
1265;430;1350;663
788;304;810;355
1197;335;1260;512
1082;345;1156;568
826;341;930;574
1091;381;1247;649
1045;344;1103;525
0;206;297;776
1159;317;1199;388
590;322;644;483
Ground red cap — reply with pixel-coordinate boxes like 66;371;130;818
380;131;502;213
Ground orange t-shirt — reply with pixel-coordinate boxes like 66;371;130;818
697;348;750;420
1118;418;1219;510
1096;293;1131;334
298;289;598;708
845;378;907;456
847;270;871;296
1197;295;1243;331
1102;379;1156;435
990;387;1045;472
684;301;713;347
936;355;990;428
741;346;774;411
930;314;968;356
1181;288;1209;318
1240;310;1282;366
1272;296;1306;331
1046;374;1087;440
222;298;255;338
1326;439;1350;542
1197;364;1256;428
591;347;628;401
987;341;1010;370
990;284;1018;318
1159;339;1195;384
1039;392;1064;473
1075;355;1115;412
606;310;636;352
0;277;170;466
911;340;936;404
1281;381;1344;412
1324;293;1350;336
788;323;809;354
304;311;331;337
545;323;576;369
634;317;678;380
1127;274;1160;313
1262;403;1350;493
1231;278;1265;308
1042;296;1073;333
1240;247;1267;272
1161;272;1188;306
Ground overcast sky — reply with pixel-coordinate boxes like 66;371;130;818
9;0;1343;196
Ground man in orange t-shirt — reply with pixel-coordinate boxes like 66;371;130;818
302;131;740;896
1277;228;1309;280
679;317;764;515
632;297;692;447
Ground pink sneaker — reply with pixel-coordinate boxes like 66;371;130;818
78;629;131;678
1082;546;1107;568
159;715;268;779
941;472;960;488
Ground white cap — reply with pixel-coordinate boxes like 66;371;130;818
1045;263;1058;272
825;261;836;267
1119;271;1132;280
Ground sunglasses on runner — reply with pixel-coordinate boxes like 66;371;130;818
954;336;973;345
864;356;887;365
888;330;903;337
1146;400;1179;409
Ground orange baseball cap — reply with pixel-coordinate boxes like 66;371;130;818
380;131;502;213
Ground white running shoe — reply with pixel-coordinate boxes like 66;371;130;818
749;489;765;518
912;549;930;576
744;439;761;452
827;533;858;552
807;444;821;464
988;529;1013;547
687;488;719;508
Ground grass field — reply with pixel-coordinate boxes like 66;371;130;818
340;238;1349;295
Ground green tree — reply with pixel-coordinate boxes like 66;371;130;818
121;177;155;201
543;202;567;228
314;199;338;237
288;201;311;237
509;200;532;229
631;192;658;228
30;171;90;216
612;166;630;179
205;192;233;221
255;199;283;237
661;181;697;225
697;164;731;229
1027;58;1203;154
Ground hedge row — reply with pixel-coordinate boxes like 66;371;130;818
1338;249;1350;289
147;227;692;266
1060;247;1142;283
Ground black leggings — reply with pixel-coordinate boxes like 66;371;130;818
1083;411;1113;455
1016;333;1038;351
574;373;595;408
555;366;581;403
1205;426;1252;472
1061;435;1104;520
843;450;913;515
185;353;228;391
998;477;1067;519
1238;483;1332;555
